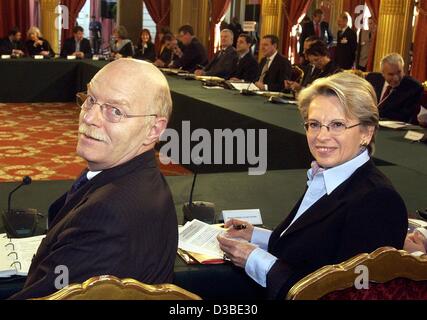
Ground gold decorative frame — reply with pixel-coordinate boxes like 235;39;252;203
287;247;427;300
33;275;202;300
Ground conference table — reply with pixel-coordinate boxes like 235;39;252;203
0;58;426;299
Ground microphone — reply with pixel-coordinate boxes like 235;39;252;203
3;176;43;238
241;82;257;96
7;176;32;214
182;159;216;225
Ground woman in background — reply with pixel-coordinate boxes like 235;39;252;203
111;25;134;59
26;26;55;58
134;29;156;62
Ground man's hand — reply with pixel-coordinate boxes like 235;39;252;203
284;80;302;91
41;51;50;56
75;51;84;59
229;77;242;82
194;69;205;76
404;232;427;254
217;235;257;268
255;81;265;90
12;49;24;56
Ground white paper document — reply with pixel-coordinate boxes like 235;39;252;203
228;82;260;92
178;220;225;258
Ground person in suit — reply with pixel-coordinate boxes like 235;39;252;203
218;72;408;299
194;29;238;79
229;33;259;82
111;25;134;59
134;29;156;62
60;26;92;59
356;17;376;72
255;35;292;92
154;34;175;67
171;25;208;73
25;26;55;58
335;13;357;70
11;59;178;300
366;53;424;123
299;9;333;55
284;37;323;92
0;27;26;57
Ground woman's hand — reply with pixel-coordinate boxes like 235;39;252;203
217;235;257;268
404;232;427;254
223;218;254;242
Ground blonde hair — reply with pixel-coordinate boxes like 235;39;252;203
298;72;379;155
27;26;42;38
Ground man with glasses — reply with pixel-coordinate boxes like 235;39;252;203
11;59;178;300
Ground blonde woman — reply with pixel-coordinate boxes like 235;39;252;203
25;26;54;57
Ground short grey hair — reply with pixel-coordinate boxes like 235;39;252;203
298;72;379;155
113;25;129;39
380;53;404;70
221;29;234;40
27;26;42;38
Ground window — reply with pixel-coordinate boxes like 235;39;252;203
142;2;157;40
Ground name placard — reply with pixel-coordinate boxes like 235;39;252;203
222;209;263;225
404;130;425;142
34;55;44;60
67;55;76;60
1;55;11;59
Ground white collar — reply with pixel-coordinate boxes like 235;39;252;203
87;170;102;180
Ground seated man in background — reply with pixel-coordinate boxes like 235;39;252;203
171;25;208;72
366;53;423;123
194;29;237;79
0;27;26;57
229;33;259;83
60;26;92;59
11;59;178;299
255;35;292;92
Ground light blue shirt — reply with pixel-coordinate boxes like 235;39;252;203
244;149;370;287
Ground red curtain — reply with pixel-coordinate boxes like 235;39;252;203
0;0;30;39
411;0;427;82
60;0;87;43
143;0;171;54
365;0;380;71
282;0;313;60
209;0;232;59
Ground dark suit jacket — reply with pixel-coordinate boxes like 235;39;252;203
258;53;292;92
229;51;259;82
172;37;208;72
134;42;156;62
266;160;408;299
203;45;238;78
112;41;134;58
335;27;357;69
11;150;178;300
60;37;92;58
366;73;424;123
26;38;55;57
299;21;334;54
0;38;26;55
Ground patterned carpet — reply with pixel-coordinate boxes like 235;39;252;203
0;103;191;182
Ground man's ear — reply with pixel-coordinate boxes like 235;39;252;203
143;117;168;145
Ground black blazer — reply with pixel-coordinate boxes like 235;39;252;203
11;150;178;300
134;41;156;62
335;27;357;69
172;37;208;72
299;21;334;54
0;38;26;55
266;160;408;299
26;38;55;57
258;53;292;92
366;73;424;123
229;51;259;82
204;45;238;78
60;37;92;58
112;41;134;58
158;47;173;66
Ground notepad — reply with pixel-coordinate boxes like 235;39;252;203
0;234;45;277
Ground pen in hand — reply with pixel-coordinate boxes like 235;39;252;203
233;224;247;230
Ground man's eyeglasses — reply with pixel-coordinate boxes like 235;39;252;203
304;120;361;135
76;92;157;123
